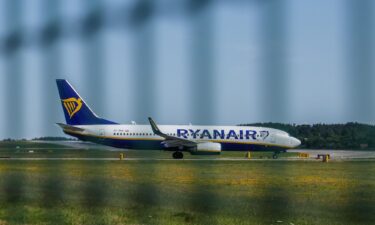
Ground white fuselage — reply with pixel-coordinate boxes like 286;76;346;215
66;124;301;151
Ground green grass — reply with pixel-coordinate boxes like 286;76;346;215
0;160;374;225
0;141;374;224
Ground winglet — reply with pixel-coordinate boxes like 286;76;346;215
148;117;163;136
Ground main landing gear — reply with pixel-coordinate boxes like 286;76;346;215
272;151;280;159
172;151;184;159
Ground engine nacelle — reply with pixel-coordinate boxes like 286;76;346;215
190;142;222;155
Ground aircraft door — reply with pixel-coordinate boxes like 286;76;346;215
269;133;276;143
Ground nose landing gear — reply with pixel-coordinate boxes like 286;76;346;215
172;151;184;159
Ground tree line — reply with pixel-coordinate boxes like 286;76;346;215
241;122;375;150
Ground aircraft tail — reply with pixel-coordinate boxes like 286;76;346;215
56;79;117;125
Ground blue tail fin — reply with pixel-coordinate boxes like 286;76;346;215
56;79;117;125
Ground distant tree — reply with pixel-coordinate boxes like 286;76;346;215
2;138;15;142
32;136;77;141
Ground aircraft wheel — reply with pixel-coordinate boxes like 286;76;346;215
173;151;184;159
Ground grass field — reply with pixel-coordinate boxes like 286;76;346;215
0;142;374;225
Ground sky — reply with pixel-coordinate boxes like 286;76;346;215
0;0;374;139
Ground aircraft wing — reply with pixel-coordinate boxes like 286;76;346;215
148;117;197;148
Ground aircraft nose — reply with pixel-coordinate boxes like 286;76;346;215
292;137;301;147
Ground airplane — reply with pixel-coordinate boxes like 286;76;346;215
56;79;301;159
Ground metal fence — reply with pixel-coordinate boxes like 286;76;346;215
0;0;374;223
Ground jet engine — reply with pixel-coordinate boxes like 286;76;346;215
190;142;222;155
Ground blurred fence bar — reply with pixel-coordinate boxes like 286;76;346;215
189;0;215;125
41;0;61;135
130;0;156;122
257;1;290;220
259;0;288;122
344;1;374;222
4;0;23;139
127;2;160;219
346;0;374;122
39;2;66;219
83;0;106;117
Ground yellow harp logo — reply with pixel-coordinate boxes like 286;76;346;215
62;98;83;118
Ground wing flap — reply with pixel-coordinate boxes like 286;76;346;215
161;139;196;148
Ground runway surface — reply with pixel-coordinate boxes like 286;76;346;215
289;149;375;159
1;157;374;161
0;157;302;161
3;141;375;161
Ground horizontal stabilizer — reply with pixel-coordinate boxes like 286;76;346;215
56;123;85;133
